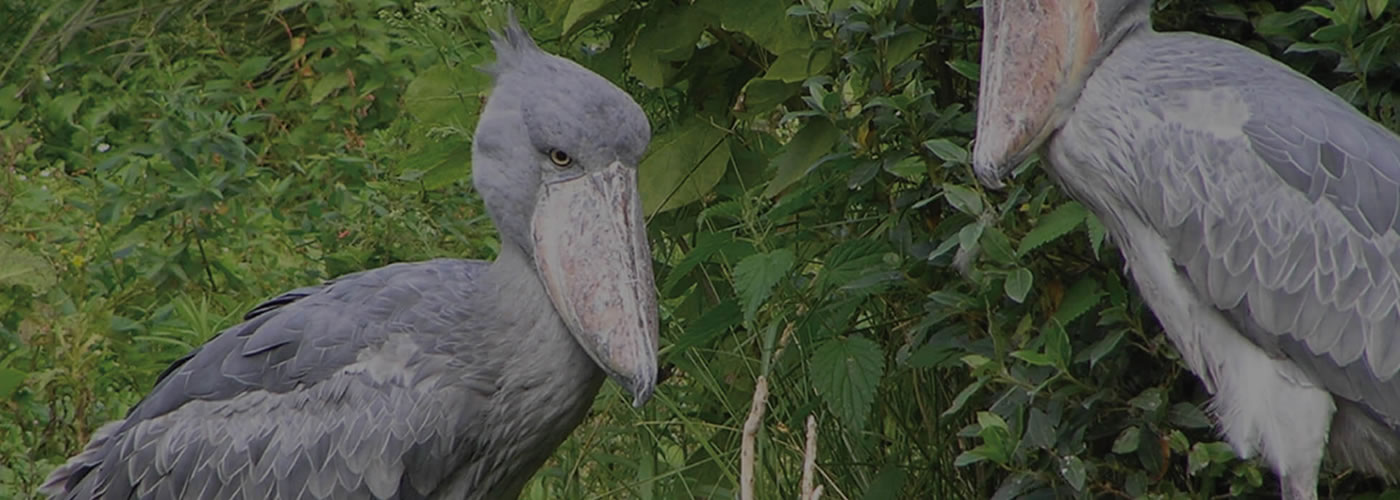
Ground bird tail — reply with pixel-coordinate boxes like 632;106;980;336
1327;399;1400;483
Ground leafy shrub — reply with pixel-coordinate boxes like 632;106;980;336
2;0;1398;499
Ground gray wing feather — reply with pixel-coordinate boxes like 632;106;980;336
43;258;497;499
1135;61;1400;431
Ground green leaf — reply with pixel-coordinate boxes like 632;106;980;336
310;70;349;105
1011;350;1055;367
1004;268;1033;303
1368;0;1390;19
921;138;969;164
862;466;908;500
1129;387;1166;413
1024;408;1058;450
1085;213;1108;257
946;59;979;82
765;47;834;83
818;238;890;291
809;335;885;430
563;0;624;35
941;377;986;418
399;140;473;189
1188;443;1213;475
639;119;731;215
631;5;709;87
942;183;982;215
1052;277;1102;325
1044;323;1071;367
953;451;986;467
765;118;841;197
403;61;489;126
733;249;796;320
1113;426;1141;454
706;0;809;54
1077;329;1123;368
272;0;309;10
980;227;1018;264
662;232;755;295
0;367;26;399
0;246;56;291
1060;455;1087;491
1017;201;1087;255
739;78;802;115
884;30;926;66
883;156;925;182
1169;402;1213;429
673;299;741;352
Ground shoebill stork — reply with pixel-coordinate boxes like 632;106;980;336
974;1;1400;498
41;19;657;500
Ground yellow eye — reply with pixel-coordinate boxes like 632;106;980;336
548;149;573;167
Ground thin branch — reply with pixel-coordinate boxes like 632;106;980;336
740;375;770;500
801;414;819;500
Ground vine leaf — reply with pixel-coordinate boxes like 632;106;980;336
809;335;884;431
733;249;795;320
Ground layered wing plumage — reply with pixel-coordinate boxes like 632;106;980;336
42;259;499;499
1125;35;1400;431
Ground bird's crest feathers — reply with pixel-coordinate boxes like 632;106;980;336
487;11;543;76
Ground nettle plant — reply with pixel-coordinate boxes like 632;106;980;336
2;0;1397;498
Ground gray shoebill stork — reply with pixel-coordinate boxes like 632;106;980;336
40;20;657;500
974;1;1400;498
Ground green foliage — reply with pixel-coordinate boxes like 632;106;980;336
3;0;1399;499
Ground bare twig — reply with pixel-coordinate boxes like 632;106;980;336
801;414;819;500
740;375;770;500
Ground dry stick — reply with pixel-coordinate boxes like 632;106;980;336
800;414;819;500
740;375;770;500
742;319;800;500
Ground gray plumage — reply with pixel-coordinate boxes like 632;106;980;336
974;1;1400;498
42;16;657;500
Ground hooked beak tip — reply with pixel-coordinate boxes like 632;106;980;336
972;159;1009;190
630;381;655;408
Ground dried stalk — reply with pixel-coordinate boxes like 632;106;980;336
740;375;770;500
801;414;819;500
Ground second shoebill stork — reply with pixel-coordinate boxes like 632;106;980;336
974;0;1400;498
41;19;657;500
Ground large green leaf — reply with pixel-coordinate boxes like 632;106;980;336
0;368;24;400
0;245;55;291
764;118;840;197
732;248;795;320
403;60;490;127
638;119;731;215
561;0;625;35
702;0;809;54
397;140;474;189
630;6;710;88
809;335;884;431
673;299;741;352
764;47;834;83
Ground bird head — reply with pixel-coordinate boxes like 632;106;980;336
472;16;658;407
971;0;1151;188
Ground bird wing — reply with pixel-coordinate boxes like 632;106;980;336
44;258;499;499
1131;46;1400;426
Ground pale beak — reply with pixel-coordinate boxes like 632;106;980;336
973;0;1101;189
531;162;659;407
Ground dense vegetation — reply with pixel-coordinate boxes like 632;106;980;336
2;0;1398;498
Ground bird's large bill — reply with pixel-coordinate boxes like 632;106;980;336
531;162;659;407
973;0;1101;188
